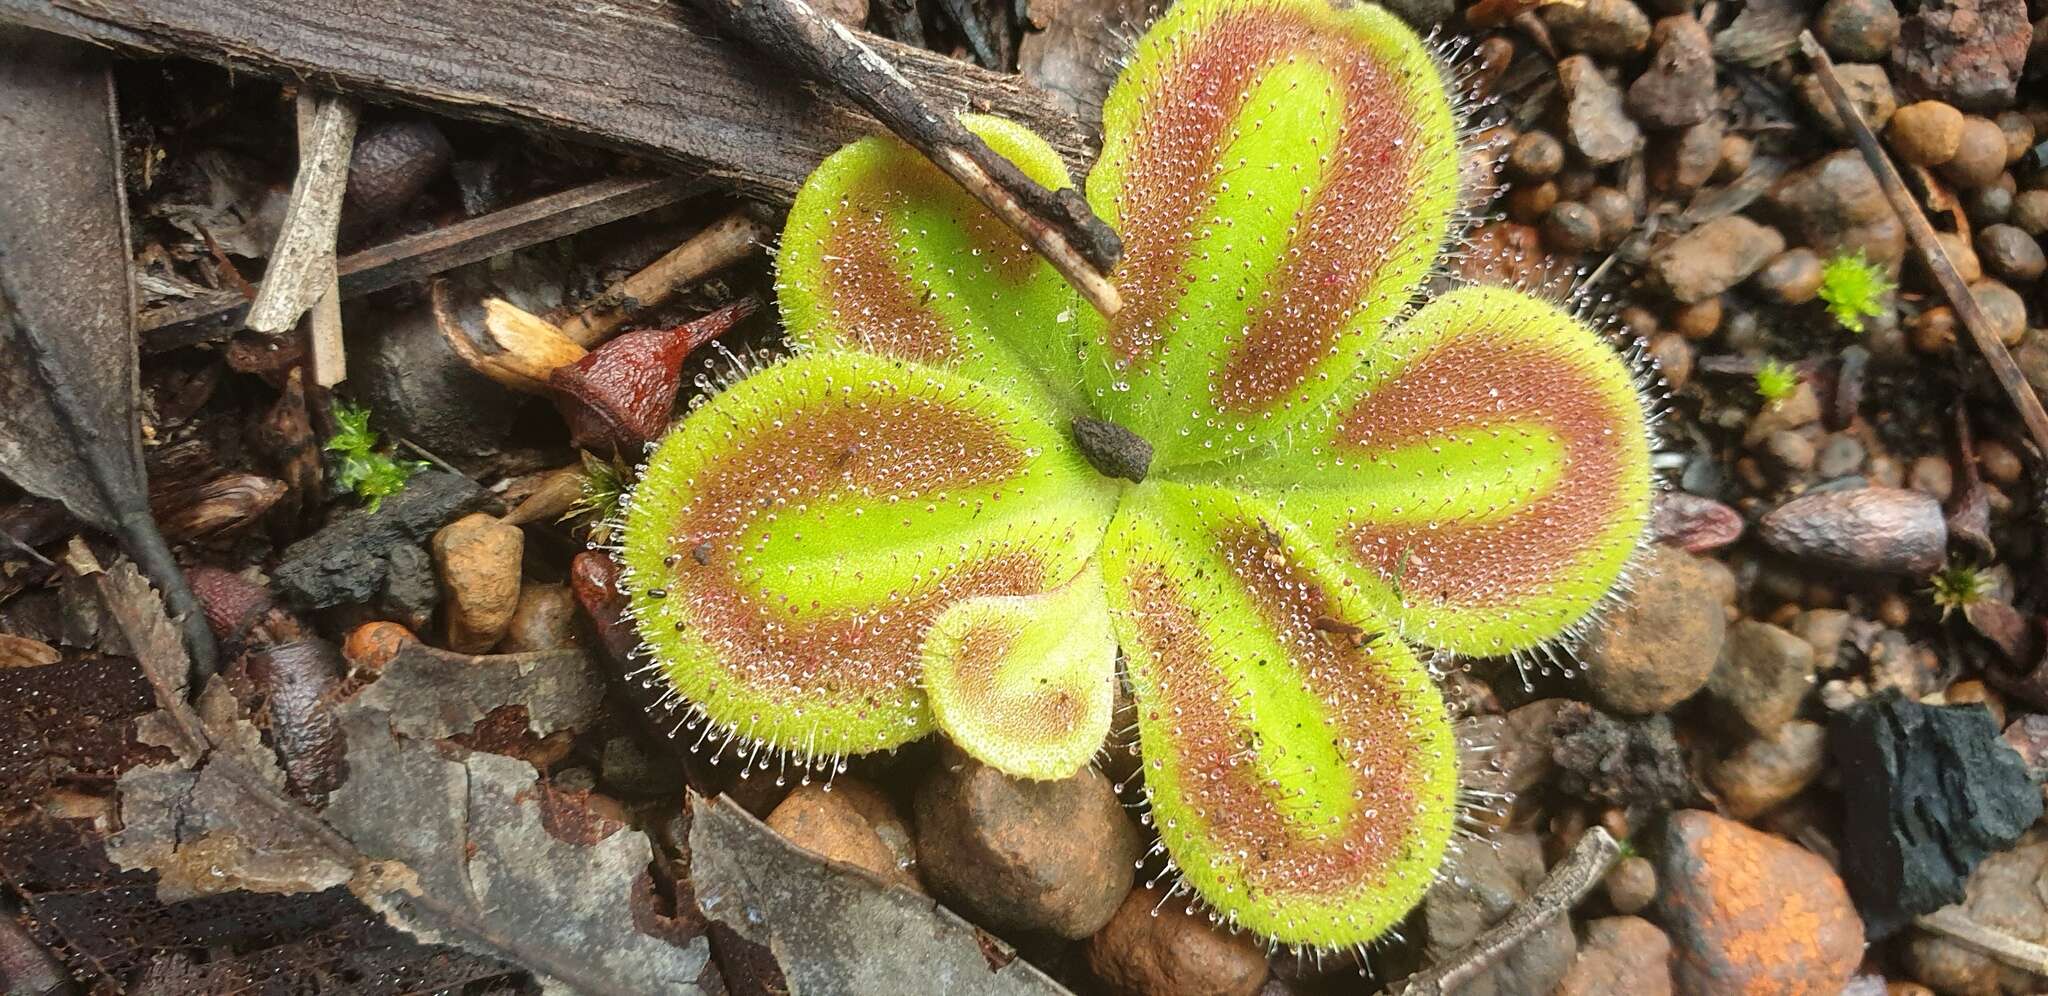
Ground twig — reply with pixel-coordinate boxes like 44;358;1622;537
1799;32;2048;459
294;95;350;386
143;175;700;351
246;92;358;343
1390;827;1623;996
556;209;772;347
1915;906;2048;978
694;0;1125;317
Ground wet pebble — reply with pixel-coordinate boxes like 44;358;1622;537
1545;201;1604;254
1770;150;1907;265
1506;130;1565;181
498;582;581;653
1940;116;2010;189
1604;855;1659;915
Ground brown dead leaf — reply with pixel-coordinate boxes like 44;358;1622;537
0;632;60;667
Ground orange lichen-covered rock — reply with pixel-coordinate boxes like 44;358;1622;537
1653;810;1864;995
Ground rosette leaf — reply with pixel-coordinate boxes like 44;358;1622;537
1219;286;1654;656
1077;0;1462;467
1100;483;1458;947
779;114;1085;411
618;351;1118;758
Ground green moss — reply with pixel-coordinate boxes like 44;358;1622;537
1755;359;1800;405
1929;561;1993;619
1817;251;1893;334
325;402;426;513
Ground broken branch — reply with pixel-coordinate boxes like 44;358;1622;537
1390;827;1623;996
246;92;358;344
693;0;1124;317
1914;906;2048;978
557;209;772;347
142;175;699;351
1799;32;2048;459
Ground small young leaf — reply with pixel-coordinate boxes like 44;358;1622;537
922;567;1118;780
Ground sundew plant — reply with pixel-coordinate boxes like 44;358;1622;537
617;0;1654;952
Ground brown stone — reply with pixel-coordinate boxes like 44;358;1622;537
1651;216;1785;303
1605;855;1659;915
499;582;582;653
767;779;921;891
1890;0;2032;111
1888;100;1966;166
1798;64;1897;142
1940;116;2011;189
1085;885;1270;996
1654;811;1863;995
1705;621;1817;739
1708;720;1826;819
914;743;1139;938
1626;15;1715;129
1770;150;1908;265
431;512;524;653
1556;916;1675;996
1581;546;1726;714
1903;827;2048;995
1559;56;1644;166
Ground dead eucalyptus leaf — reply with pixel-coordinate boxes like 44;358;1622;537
689;794;1074;996
351;641;608;740
0;29;215;678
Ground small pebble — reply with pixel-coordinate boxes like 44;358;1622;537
1977;438;2022;484
1085;885;1270;996
1507;130;1565;180
1973;279;2028;346
1706;620;1818;739
1977;224;2046;282
1941;116;2010;189
1964;180;2014;226
1545;201;1604;254
1907;454;1955;501
1542;0;1652;59
913;743;1138;938
1558;56;1644;166
1580;546;1727;715
1792;608;1854;671
1926;230;1981;284
1555;917;1675;996
1753;248;1825;304
1994;110;2036;165
431;513;524;654
1652;117;1722;193
768;779;920;891
1655;811;1863;994
1671;296;1721;339
1507;181;1560;223
1584;186;1634;247
1714;133;1754;182
1708;720;1827;819
1814;0;1900;61
1652;215;1784;303
1762;430;1817;475
2011;189;2048;235
1886;100;1964;166
1625;14;1715;130
1647;332;1693;390
498;582;581;653
1814;434;1867;478
1798;64;1896;141
1604;855;1658;915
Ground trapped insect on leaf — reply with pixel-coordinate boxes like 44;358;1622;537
617;0;1655;951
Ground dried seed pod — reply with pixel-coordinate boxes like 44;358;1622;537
547;297;755;452
344;118;452;222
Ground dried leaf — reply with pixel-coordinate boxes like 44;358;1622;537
329;708;715;995
349;642;609;740
689;794;1073;996
0;30;216;677
0;633;61;667
1712;0;1806;66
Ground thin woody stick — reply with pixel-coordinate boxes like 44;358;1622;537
556;209;771;347
1915;906;2048;978
694;0;1124;318
247;92;358;345
1799;32;2048;458
1389;827;1623;996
